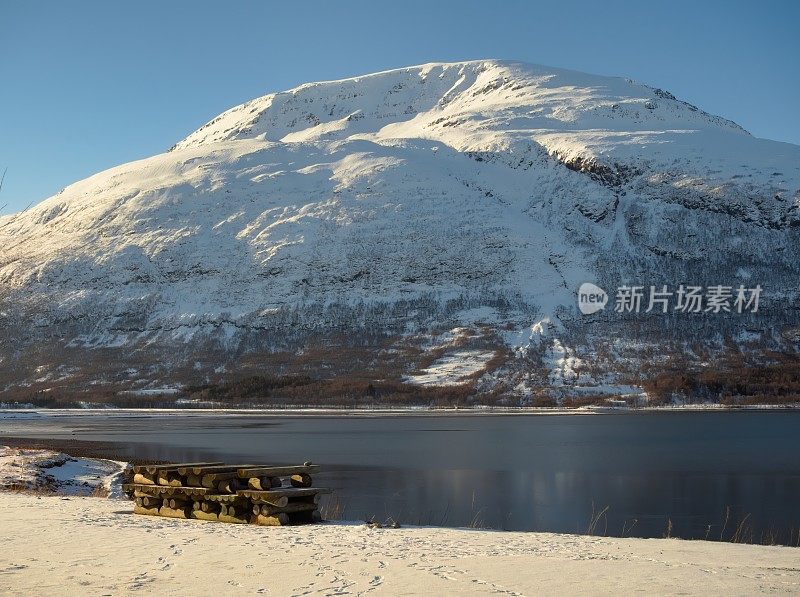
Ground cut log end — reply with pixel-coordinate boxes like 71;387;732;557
217;479;241;494
290;473;313;488
247;476;277;491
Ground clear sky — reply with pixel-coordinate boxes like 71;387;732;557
1;0;798;214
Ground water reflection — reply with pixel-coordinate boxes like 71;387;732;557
2;410;798;542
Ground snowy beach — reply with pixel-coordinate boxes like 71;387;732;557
1;492;798;595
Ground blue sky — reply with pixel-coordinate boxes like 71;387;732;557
1;0;798;214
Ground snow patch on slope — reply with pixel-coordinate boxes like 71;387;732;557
405;350;496;386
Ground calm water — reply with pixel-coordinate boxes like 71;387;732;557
3;410;799;542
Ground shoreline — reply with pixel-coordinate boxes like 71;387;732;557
1;492;798;595
2;404;799;418
0;437;147;463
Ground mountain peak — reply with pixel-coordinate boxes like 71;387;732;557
171;59;747;153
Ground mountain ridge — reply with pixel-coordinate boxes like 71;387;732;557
1;60;798;404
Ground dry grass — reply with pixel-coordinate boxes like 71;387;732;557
1;483;57;496
585;503;800;547
586;503;610;535
90;485;110;498
319;494;346;521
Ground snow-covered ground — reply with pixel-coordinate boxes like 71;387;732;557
0;492;797;595
0;446;124;496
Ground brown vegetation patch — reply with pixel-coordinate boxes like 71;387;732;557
643;356;800;405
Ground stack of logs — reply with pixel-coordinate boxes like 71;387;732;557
123;461;330;526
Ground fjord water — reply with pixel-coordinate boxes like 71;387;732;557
4;410;799;542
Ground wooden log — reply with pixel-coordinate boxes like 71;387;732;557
190;509;218;522
258;496;288;508
236;465;320;479
201;501;220;514
157;472;183;487
218;512;250;524
200;470;245;487
128;484;214;498
201;466;299;484
155;486;209;497
134;462;223;475
167;497;189;509
247;476;270;491
133;463;166;474
238;487;330;501
271;496;289;508
133;504;161;516
159;505;190;519
288;509;323;525
289;493;322;505
184;463;257;474
224;503;249;518
252;513;290;526
131;463;161;474
259;502;317;515
185;473;203;487
124;484;161;495
133;473;155;485
141;496;162;508
203;494;242;503
175;462;225;475
200;473;234;488
290;473;313;488
246;476;282;490
216;479;242;494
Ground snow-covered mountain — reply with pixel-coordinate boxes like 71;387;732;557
1;60;798;403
